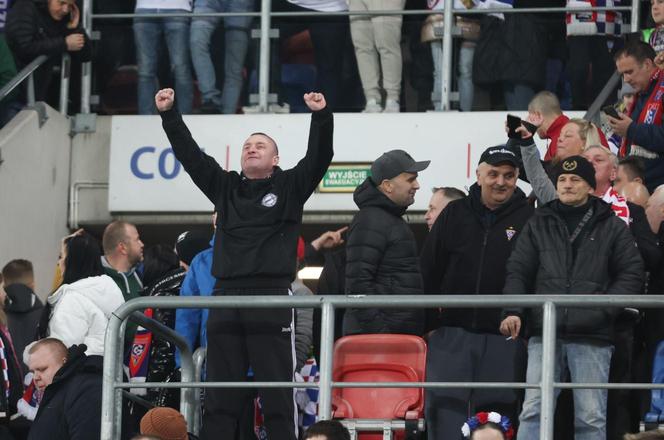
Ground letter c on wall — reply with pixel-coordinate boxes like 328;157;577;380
130;146;156;179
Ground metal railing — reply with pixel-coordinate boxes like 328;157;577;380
82;2;641;114
102;294;664;440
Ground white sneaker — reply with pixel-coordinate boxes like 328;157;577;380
269;102;290;114
384;99;400;113
362;98;382;113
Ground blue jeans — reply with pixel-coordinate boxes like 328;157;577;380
517;337;613;440
134;9;193;114
432;40;475;111
190;0;253;114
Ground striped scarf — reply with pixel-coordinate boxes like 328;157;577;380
566;0;622;36
603;187;630;226
0;337;10;408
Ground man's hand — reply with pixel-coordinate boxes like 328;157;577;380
67;3;80;29
515;125;534;140
608;113;633;138
499;316;521;339
311;226;348;251
65;33;85;51
155;88;175;112
304;92;326;111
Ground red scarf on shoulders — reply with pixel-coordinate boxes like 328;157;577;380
620;69;664;157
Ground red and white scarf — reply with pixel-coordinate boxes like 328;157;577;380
603;187;630;226
621;69;664;157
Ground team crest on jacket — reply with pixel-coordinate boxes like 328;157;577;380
505;227;516;241
262;193;278;207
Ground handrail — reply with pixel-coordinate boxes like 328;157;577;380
102;294;664;440
0;55;48;105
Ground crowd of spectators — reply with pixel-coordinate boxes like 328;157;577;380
1;0;663;116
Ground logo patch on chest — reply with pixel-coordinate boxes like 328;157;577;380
261;193;278;207
505;227;516;241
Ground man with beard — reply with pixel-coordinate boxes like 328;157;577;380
420;145;534;440
343;149;430;336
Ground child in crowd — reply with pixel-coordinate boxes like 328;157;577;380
462;412;514;440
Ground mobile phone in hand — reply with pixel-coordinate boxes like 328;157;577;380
602;105;621;119
522;120;538;135
507;114;521;139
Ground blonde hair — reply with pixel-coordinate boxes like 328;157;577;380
567;118;602;149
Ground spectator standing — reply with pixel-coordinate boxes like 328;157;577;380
420;146;533;440
424;186;465;231
27;341;103;440
611;42;664;192
642;0;664;69
102;221;144;303
425;0;479;111
1;259;43;371
566;0;622;110
343;150;430;336
349;0;405;113
5;0;91;106
133;0;193;114
501;155;644;439
189;0;253;114
47;233;125;356
156;88;332;440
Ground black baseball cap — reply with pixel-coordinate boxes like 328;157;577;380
479;146;519;167
370;149;430;184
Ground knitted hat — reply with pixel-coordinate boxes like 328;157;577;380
140;407;188;440
553;155;596;189
174;230;211;266
618;82;635;100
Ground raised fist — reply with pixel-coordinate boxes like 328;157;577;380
303;92;326;112
155;88;175;112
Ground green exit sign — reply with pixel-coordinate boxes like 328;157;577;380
319;163;372;193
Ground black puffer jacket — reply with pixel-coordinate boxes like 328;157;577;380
143;268;185;408
4;283;42;370
5;0;91;100
503;197;644;343
343;178;423;336
421;183;534;334
28;345;102;440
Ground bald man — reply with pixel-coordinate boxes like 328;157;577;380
621;182;650;208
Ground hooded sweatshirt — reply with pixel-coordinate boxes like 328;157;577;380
47;275;124;356
4;283;43;368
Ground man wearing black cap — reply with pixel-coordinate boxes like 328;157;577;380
343;149;429;336
501;155;644;439
420;146;534;440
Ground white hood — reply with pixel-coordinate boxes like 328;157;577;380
49;274;124;318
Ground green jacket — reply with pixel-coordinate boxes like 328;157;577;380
0;35;18;101
101;257;143;342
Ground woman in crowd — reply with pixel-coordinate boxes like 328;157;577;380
46;233;124;356
462;411;514;440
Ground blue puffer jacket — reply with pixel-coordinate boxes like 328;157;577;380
175;239;214;367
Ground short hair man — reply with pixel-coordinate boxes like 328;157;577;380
1;259;44;370
621;181;650;208
27;340;104;440
5;0;91;105
304;420;351;440
501;155;644;439
611;41;664;192
101;220;144;302
344;150;429;336
615;156;646;193
420;146;534;440
156;88;332;440
527;91;569;161
424;187;465;230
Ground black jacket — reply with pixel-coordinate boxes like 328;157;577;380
5;0;91;101
161;107;333;290
343;178;424;336
0;326;23;423
420;183;534;334
503;197;644;342
28;345;102;440
4;283;42;370
143;268;185;408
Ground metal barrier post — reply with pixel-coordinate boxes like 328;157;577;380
192;347;207;436
81;0;93;113
317;301;335;420
101;314;123;439
59;53;71;114
540;301;557;440
27;74;35;106
631;0;640;32
440;0;454;111
258;0;271;112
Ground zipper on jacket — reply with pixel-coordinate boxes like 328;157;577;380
472;229;490;329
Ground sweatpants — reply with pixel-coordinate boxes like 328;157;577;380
200;288;297;440
425;326;527;440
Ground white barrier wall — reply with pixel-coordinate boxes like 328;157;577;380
110;112;587;213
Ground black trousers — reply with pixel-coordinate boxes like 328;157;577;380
567;35;616;111
425;326;527;440
200;288;297;440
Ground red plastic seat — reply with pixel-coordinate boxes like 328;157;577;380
331;334;427;440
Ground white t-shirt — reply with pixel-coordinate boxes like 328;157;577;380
287;0;347;12
428;0;478;10
135;0;193;12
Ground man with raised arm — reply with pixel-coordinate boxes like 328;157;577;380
155;88;333;440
